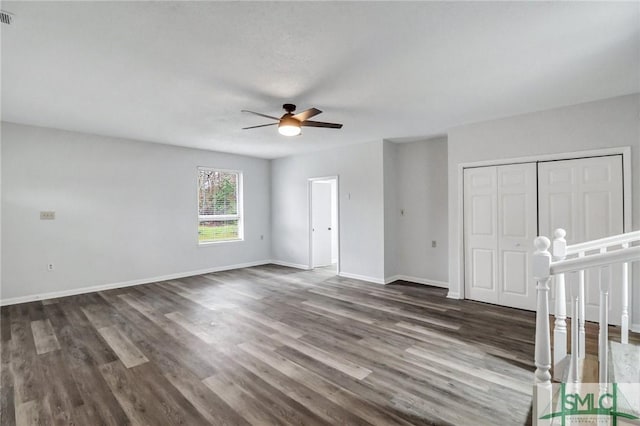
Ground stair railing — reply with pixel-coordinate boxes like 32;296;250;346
533;229;640;391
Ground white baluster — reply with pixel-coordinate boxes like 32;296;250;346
599;265;610;390
621;242;629;345
578;251;586;359
533;236;552;425
552;229;567;377
568;272;580;383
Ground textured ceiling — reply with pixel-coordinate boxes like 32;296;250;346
2;1;638;159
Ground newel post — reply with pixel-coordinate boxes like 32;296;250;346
533;236;553;424
552;229;567;377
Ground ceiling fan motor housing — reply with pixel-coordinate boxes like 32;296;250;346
280;115;300;126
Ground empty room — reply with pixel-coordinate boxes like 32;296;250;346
1;2;639;425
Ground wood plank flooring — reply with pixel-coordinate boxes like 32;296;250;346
1;264;636;425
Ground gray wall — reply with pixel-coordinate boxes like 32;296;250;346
1;122;272;302
383;141;398;279
394;137;449;284
271;141;386;282
447;93;640;327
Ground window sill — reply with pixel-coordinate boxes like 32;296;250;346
198;238;244;246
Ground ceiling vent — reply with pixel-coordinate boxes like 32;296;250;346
0;11;14;25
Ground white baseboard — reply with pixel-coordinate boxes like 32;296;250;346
0;260;271;306
447;291;462;299
338;271;385;285
385;275;448;288
269;260;311;270
384;275;402;284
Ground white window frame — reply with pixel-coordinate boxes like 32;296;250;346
197;167;244;245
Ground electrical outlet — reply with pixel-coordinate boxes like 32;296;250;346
40;211;56;220
432;240;437;248
47;263;54;271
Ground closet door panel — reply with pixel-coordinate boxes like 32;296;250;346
464;167;499;304
538;155;623;324
497;163;537;310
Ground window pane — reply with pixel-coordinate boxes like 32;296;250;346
199;220;239;242
198;170;238;216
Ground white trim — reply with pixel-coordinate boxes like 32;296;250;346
385;275;448;288
447;291;462;299
457;147;633;316
198;238;244;246
338;271;385;285
0;260;270;306
384;275;402;284
308;175;341;274
269;260;311;270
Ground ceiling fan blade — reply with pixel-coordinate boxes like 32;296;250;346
292;107;322;122
301;120;343;129
241;110;281;121
242;123;278;130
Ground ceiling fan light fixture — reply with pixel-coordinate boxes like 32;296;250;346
242;104;342;135
278;116;301;136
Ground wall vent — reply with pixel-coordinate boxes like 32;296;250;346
0;11;14;25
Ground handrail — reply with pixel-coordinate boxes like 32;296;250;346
533;229;637;410
566;230;640;255
550;246;640;275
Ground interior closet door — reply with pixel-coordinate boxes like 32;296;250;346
464;167;499;304
496;163;538;310
464;163;537;310
538;155;623;324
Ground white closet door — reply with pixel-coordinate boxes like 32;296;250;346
465;163;537;309
497;163;538;310
538;155;623;324
464;167;499;304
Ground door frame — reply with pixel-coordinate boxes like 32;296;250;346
308;175;341;273
456;146;632;318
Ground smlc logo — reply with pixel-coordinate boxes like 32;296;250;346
537;383;640;425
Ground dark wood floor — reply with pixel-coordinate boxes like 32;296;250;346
2;264;633;425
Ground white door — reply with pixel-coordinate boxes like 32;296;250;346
538;155;624;324
464;166;498;304
312;182;332;267
464;163;537;310
497;163;538;310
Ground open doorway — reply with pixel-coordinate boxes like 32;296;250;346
309;176;339;274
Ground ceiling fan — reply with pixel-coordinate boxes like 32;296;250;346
242;104;343;136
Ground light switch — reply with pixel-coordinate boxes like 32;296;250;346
40;211;55;220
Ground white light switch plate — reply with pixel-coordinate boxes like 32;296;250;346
40;211;55;220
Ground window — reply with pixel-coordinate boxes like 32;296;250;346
198;168;242;243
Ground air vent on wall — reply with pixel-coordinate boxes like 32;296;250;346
0;11;14;25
